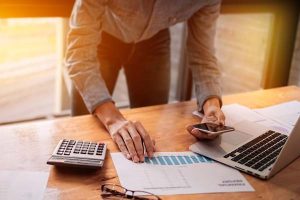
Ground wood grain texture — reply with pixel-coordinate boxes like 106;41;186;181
0;86;299;199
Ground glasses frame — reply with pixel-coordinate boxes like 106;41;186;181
101;183;161;200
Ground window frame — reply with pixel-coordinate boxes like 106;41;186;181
1;0;299;99
177;0;300;100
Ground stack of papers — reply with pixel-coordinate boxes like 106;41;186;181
254;101;300;129
194;100;300;135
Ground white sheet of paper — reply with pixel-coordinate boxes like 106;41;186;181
221;104;266;126
0;170;49;200
254;100;300;127
193;102;298;135
193;104;265;126
254;118;291;135
111;152;254;195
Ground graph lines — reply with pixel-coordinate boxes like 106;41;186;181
144;154;213;166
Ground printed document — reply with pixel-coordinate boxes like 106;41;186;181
193;101;300;135
111;152;254;195
0;170;49;200
254;100;300;129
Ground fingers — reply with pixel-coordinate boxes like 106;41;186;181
119;128;140;163
202;111;217;124
134;121;155;158
192;128;217;140
217;111;225;125
186;125;218;140
202;108;225;126
111;120;154;163
152;139;156;152
186;125;194;133
188;105;226;140
127;124;144;162
112;133;130;159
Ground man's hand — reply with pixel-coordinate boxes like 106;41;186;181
95;101;155;163
187;97;225;140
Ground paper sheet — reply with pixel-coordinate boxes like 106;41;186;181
254;101;300;128
193;104;266;126
0;170;49;200
193;101;300;135
222;104;266;126
111;152;254;195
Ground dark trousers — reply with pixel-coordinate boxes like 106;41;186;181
71;28;171;116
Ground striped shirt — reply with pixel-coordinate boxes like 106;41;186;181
66;0;222;113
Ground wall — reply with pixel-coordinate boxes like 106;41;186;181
289;17;300;86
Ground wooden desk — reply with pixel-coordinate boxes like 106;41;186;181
1;86;300;199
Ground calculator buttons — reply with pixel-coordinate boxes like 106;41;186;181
69;140;76;145
49;139;107;168
96;143;104;155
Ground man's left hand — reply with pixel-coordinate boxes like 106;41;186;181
187;97;225;140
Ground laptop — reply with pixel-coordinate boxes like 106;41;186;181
189;117;300;179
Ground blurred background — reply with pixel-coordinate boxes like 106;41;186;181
0;1;299;125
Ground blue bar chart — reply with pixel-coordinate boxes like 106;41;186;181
144;153;213;165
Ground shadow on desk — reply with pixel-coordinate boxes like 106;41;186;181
269;160;300;196
53;166;100;175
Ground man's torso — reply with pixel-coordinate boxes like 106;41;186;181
98;0;219;42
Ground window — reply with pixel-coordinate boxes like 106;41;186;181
216;13;274;94
0;18;60;123
1;7;298;124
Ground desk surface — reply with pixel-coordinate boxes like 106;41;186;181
1;86;300;199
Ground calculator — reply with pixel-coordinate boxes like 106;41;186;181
47;139;107;168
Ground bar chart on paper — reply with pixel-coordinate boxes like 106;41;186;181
144;153;213;166
111;152;254;195
141;153;213;191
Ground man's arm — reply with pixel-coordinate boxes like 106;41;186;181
187;0;222;112
65;0;155;162
186;1;225;139
66;0;111;113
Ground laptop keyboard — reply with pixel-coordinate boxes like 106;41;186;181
224;130;288;171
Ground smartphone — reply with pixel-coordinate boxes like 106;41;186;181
192;123;235;136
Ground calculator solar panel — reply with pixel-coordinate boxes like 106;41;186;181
47;139;107;168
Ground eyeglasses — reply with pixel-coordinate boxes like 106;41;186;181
101;184;161;200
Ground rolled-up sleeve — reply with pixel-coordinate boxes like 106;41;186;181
187;1;222;112
65;0;112;113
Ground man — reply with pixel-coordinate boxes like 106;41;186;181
66;0;225;163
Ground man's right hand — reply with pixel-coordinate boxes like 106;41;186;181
94;101;155;163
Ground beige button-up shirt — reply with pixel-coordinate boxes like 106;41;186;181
66;0;222;113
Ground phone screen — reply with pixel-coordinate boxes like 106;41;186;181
193;123;234;133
